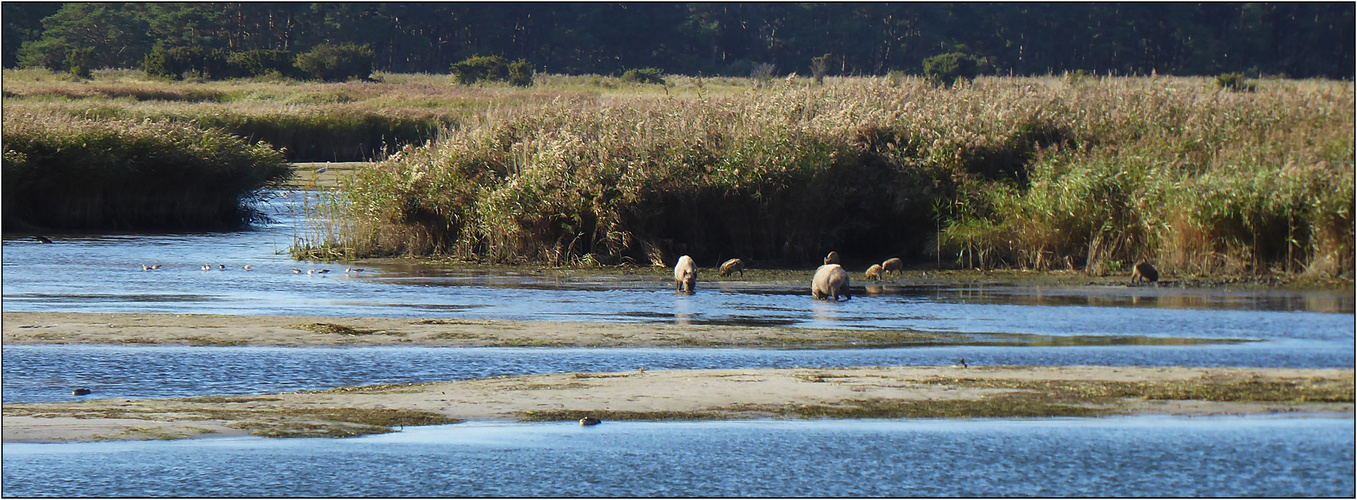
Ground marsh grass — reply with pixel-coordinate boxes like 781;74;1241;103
2;108;290;231
932;373;1354;403
285;322;387;336
519;409;729;422
305;75;1351;280
223;408;461;438
6;70;1350;278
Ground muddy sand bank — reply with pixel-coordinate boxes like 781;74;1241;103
0;311;1239;349
4;366;1351;443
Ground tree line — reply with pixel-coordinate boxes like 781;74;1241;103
3;2;1353;79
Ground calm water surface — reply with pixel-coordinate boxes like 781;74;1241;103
3;191;1354;497
3;192;1353;353
4;417;1353;497
2;343;1352;405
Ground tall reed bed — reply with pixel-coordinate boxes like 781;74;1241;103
306;76;1353;279
4;70;496;162
2;109;290;231
947;77;1353;278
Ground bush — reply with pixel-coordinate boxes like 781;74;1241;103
750;63;776;88
923;52;982;88
294;43;373;82
450;55;505;85
1216;72;1257;92
143;46;230;80
65;47;94;78
620;68;665;85
811;53;832;84
506;59;535;87
228;49;297;79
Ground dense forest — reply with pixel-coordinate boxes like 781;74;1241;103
4;2;1353;79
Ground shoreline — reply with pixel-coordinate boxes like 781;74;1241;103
1;311;1246;349
4;366;1351;444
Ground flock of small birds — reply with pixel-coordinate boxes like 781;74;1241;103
130;263;368;276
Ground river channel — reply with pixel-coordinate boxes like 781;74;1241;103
2;190;1353;497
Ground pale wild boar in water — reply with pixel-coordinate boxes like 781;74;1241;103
812;264;852;301
881;257;903;276
824;251;840;265
674;255;697;293
864;264;883;281
1130;259;1159;285
719;258;746;278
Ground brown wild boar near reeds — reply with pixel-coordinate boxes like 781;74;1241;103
674;255;697;293
881;257;903;276
719;258;745;277
864;264;882;281
824;251;840;265
812;264;852;301
1130;259;1159;285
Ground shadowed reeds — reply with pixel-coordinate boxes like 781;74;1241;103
2;109;291;231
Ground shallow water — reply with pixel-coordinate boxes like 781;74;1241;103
2;342;1351;405
3;193;1353;339
4;417;1353;497
3;191;1355;497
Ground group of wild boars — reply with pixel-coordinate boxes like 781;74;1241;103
673;256;745;293
677;251;1162;299
862;257;903;282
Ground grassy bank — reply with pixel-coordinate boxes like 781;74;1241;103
2;108;290;231
301;75;1353;279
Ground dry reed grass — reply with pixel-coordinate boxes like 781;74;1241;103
304;75;1351;279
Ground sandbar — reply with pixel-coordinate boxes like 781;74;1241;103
4;366;1351;443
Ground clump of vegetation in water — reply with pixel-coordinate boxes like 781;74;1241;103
1;108;291;232
302;76;1352;280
